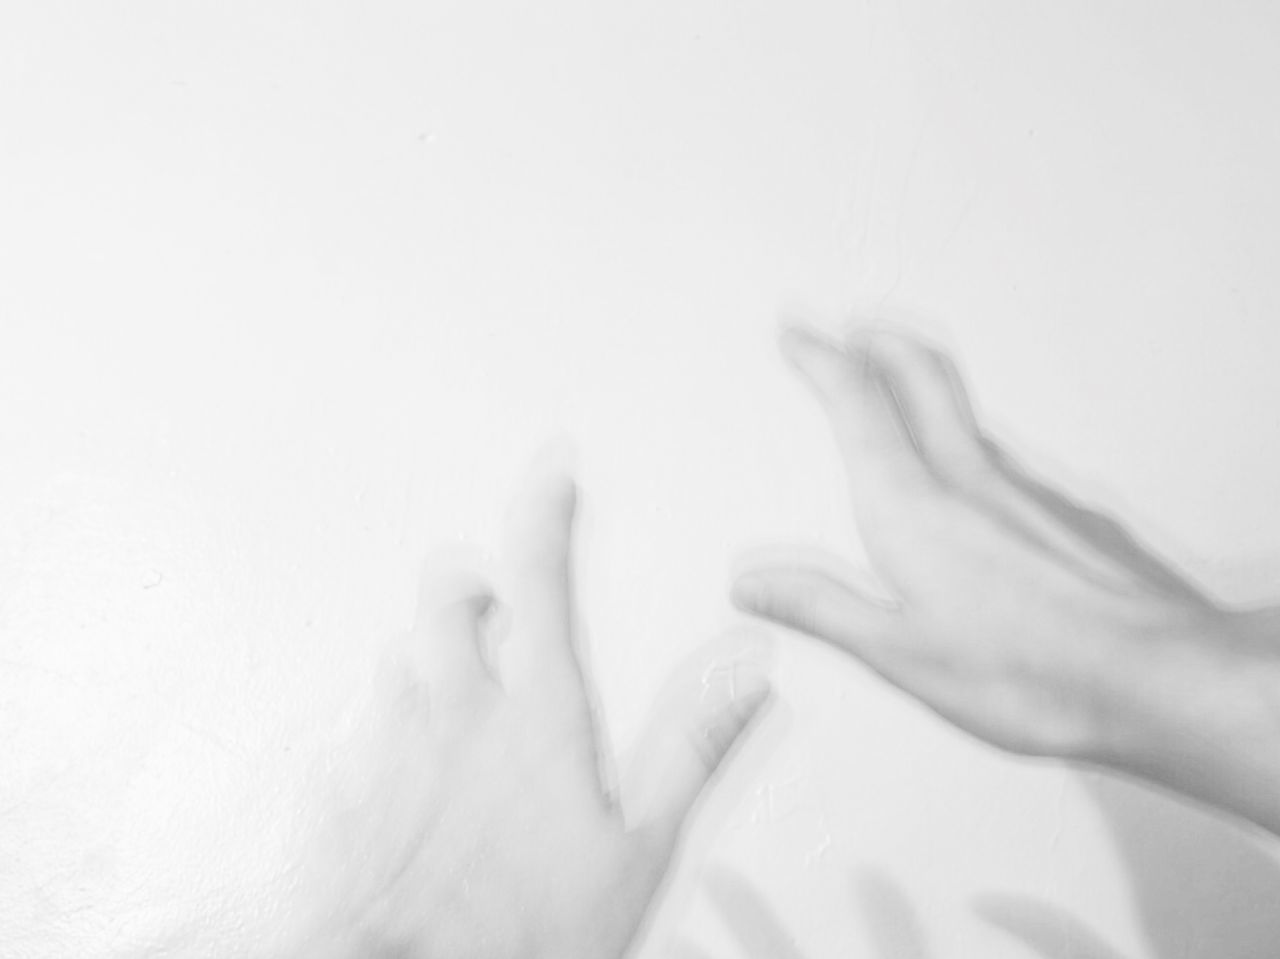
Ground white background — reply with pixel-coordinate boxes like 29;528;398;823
3;2;1280;956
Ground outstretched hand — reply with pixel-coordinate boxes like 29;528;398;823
296;472;769;959
732;325;1280;833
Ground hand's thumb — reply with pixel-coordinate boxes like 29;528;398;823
625;650;773;851
732;566;900;660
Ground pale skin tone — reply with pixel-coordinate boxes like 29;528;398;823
10;458;766;959
24;326;1278;956
732;324;1280;839
284;469;769;959
325;323;1280;957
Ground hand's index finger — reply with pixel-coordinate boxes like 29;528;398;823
856;329;993;490
502;470;583;691
502;468;620;803
779;324;937;534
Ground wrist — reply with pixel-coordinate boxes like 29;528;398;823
1099;604;1280;834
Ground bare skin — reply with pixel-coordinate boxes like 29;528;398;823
287;471;770;959
732;324;1280;838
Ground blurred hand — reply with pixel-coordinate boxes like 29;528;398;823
296;471;769;959
731;325;1280;832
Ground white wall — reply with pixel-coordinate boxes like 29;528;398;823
3;1;1280;956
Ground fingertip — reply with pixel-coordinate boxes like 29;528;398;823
527;434;580;481
777;323;880;405
728;680;774;733
666;687;769;818
511;469;578;551
777;323;838;370
541;470;578;519
625;651;777;843
730;573;769;614
736;662;773;701
731;570;798;625
517;437;581;527
704;684;772;765
698;652;773;719
777;321;818;351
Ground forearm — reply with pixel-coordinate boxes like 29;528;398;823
1099;604;1280;838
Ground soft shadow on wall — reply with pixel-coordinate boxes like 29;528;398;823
1084;771;1280;959
670;863;1128;959
669;771;1280;959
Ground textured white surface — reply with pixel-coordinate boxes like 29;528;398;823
2;2;1280;956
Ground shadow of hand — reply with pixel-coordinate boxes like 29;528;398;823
673;865;933;959
973;892;1130;959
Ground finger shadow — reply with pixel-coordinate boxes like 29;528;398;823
702;866;807;959
1083;770;1280;958
667;942;719;959
849;867;933;959
972;893;1130;959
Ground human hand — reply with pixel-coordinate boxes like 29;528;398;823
291;471;770;959
731;325;1280;829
